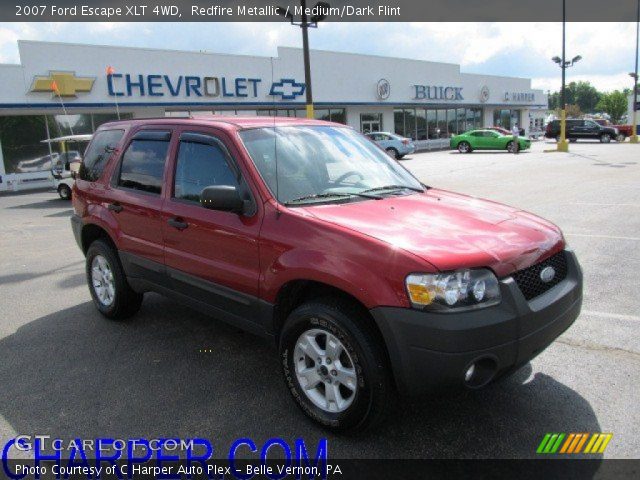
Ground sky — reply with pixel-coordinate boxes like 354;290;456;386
0;22;637;93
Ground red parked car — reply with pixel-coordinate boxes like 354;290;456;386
486;126;525;136
71;117;582;431
594;119;632;142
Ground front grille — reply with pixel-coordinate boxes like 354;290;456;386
512;251;568;301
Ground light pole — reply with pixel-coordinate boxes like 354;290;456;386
276;1;329;119
551;0;581;152
630;0;639;143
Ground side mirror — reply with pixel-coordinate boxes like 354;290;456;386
201;185;244;214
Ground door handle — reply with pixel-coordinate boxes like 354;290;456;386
108;202;123;213
168;217;188;230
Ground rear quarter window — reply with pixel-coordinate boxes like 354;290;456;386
79;129;125;181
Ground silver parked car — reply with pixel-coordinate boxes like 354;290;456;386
365;131;416;159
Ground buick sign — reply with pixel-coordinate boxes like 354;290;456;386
540;266;556;283
479;85;490;103
377;79;390;100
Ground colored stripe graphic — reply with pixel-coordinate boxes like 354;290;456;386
537;433;552;453
560;434;575;453
585;433;613;454
584;434;599;453
537;433;565;454
538;433;612;454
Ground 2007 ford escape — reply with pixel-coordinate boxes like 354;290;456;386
71;116;582;431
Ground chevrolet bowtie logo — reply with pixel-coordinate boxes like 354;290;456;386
269;78;306;100
30;71;95;97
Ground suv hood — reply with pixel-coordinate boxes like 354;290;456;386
301;189;563;277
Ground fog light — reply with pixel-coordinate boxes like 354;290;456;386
464;364;476;382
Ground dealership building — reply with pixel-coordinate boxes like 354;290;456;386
0;40;546;188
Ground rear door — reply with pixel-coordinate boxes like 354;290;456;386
161;127;263;330
106;127;174;281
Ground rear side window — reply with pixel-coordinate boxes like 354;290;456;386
79;129;124;181
174;139;237;202
118;132;171;195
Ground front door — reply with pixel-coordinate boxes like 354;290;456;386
583;120;601;139
161;127;263;330
485;131;505;149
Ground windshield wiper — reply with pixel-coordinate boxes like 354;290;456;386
285;191;381;205
359;184;424;194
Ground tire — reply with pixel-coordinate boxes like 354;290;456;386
386;147;400;159
457;141;472;153
85;239;143;320
600;133;611;143
279;298;394;432
569;138;577;143
555;135;561;142
58;184;72;200
507;141;518;153
616;133;626;142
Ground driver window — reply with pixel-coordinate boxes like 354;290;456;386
174;139;237;203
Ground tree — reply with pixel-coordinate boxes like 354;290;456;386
596;90;628;124
572;81;601;113
555;104;583;118
548;81;601;113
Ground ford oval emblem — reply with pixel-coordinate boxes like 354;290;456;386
540;266;556;283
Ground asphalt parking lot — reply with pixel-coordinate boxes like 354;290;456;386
0;139;638;459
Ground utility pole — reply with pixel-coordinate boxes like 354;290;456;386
276;1;329;119
631;0;639;143
559;0;568;152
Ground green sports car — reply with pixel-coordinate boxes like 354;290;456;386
450;129;531;153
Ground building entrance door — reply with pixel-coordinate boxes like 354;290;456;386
360;113;383;133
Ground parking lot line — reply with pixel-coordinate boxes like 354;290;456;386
582;310;640;322
569;203;640;207
565;233;640;241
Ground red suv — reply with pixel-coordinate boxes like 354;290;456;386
71;117;582;431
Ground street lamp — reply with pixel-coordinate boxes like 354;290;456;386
552;0;581;152
631;0;639;143
276;1;330;119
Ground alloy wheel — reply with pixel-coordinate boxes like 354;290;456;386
91;254;115;306
293;328;358;413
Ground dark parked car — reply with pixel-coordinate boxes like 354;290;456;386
71;116;582;432
545;119;619;143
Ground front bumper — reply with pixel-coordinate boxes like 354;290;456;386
370;250;582;396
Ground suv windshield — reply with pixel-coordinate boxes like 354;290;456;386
239;126;423;205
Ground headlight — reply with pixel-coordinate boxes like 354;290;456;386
406;269;501;311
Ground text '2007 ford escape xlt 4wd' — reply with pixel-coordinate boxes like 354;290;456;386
71;116;582;432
